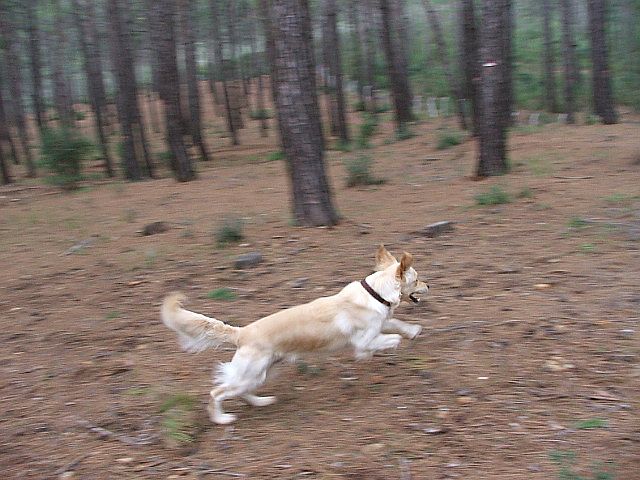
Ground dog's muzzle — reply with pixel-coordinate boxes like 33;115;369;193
409;293;420;303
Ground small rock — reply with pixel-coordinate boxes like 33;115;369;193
291;277;309;289
141;221;170;236
417;221;455;238
424;426;448;435
116;457;134;464
59;473;75;479
361;443;386;455
534;283;553;290
619;329;635;338
456;396;474;405
234;252;263;269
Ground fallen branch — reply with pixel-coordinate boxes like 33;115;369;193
553;175;594;180
54;454;89;475
76;418;156;446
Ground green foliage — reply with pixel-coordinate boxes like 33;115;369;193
436;130;463;150
353;100;366;112
158;150;175;167
344;155;385;188
206;287;236;301
517;187;534;199
575;418;608;429
249;109;272;120
266;151;285;162
549;450;615;480
215;216;244;247
39;127;94;190
159;394;198;444
568;217;590;229
396;123;414;141
474;186;511;206
357;113;378;149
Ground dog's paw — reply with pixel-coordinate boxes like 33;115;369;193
243;394;277;407
386;333;402;349
211;412;237;425
406;324;422;339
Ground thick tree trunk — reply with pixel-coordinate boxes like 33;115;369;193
460;0;481;135
379;0;413;128
500;0;514;128
72;0;115;177
156;0;195;181
25;0;46;135
422;0;467;130
587;0;617;124
560;0;578;124
476;0;510;177
181;0;211;161
323;0;349;143
542;0;558;113
108;0;153;180
0;4;36;177
268;0;339;227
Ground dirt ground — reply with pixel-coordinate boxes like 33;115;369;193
1;91;639;479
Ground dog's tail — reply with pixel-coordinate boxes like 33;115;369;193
161;292;240;352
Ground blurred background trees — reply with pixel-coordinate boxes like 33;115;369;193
0;0;637;217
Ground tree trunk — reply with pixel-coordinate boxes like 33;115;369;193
587;0;617;124
156;0;195;181
0;85;11;184
181;0;211;161
51;0;75;128
560;0;578;124
0;4;36;177
323;0;349;143
72;0;115;177
210;0;239;145
361;0;378;112
379;0;413;128
422;0;467;130
268;0;339;227
500;0;514;128
541;0;558;113
346;2;365;107
249;10;269;136
0;75;20;166
107;0;153;180
144;0;163;133
25;0;46;135
460;0;481;135
476;0;510;177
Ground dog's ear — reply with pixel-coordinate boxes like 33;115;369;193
375;244;396;271
396;252;414;279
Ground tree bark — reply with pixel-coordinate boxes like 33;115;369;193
156;0;195;181
0;84;11;184
379;0;413;128
361;0;378;112
587;0;617;124
0;3;36;177
249;10;269;136
500;0;514;128
25;0;46;135
323;0;349;143
107;0;153;180
181;0;211;161
0;75;20;166
541;0;558;113
268;0;339;226
50;0;75;128
560;0;578;124
422;0;467;130
460;0;481;135
72;0;115;177
346;2;365;107
476;0;510;177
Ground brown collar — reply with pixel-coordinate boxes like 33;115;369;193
360;279;391;307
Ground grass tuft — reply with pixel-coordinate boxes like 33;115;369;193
344;155;386;188
215;216;244;247
474;186;510;206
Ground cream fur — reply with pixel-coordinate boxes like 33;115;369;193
161;245;429;424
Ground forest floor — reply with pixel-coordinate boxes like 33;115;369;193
1;91;639;479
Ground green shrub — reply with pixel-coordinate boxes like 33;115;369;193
249;109;272;120
353;100;366;112
266;150;285;162
39;127;94;190
357;113;378;149
206;288;236;301
344;155;385;187
396;123;415;141
436;130;463;150
474;186;511;205
215;216;244;246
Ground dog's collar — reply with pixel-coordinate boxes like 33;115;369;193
360;279;391;308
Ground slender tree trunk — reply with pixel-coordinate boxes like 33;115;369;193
181;0;211;161
321;6;339;137
346;2;365;107
500;0;514;128
422;0;467;130
460;0;481;135
144;0;163;133
587;0;617;124
249;10;269;136
361;0;377;112
268;0;339;226
72;0;115;177
476;0;510;177
0;4;36;177
211;0;238;145
0;76;19;166
156;0;195;181
258;0;284;145
51;0;75;128
542;0;558;113
324;0;349;143
379;0;413;128
25;0;46;136
0;85;11;184
560;0;578;124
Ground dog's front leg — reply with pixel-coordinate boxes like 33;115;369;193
354;333;402;359
382;318;422;339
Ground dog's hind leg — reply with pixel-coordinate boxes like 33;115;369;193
382;318;422;339
242;394;277;407
208;348;274;424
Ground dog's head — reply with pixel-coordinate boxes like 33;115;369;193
375;245;429;303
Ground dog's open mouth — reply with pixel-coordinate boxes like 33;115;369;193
409;293;420;303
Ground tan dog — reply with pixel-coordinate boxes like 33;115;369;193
161;245;429;424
